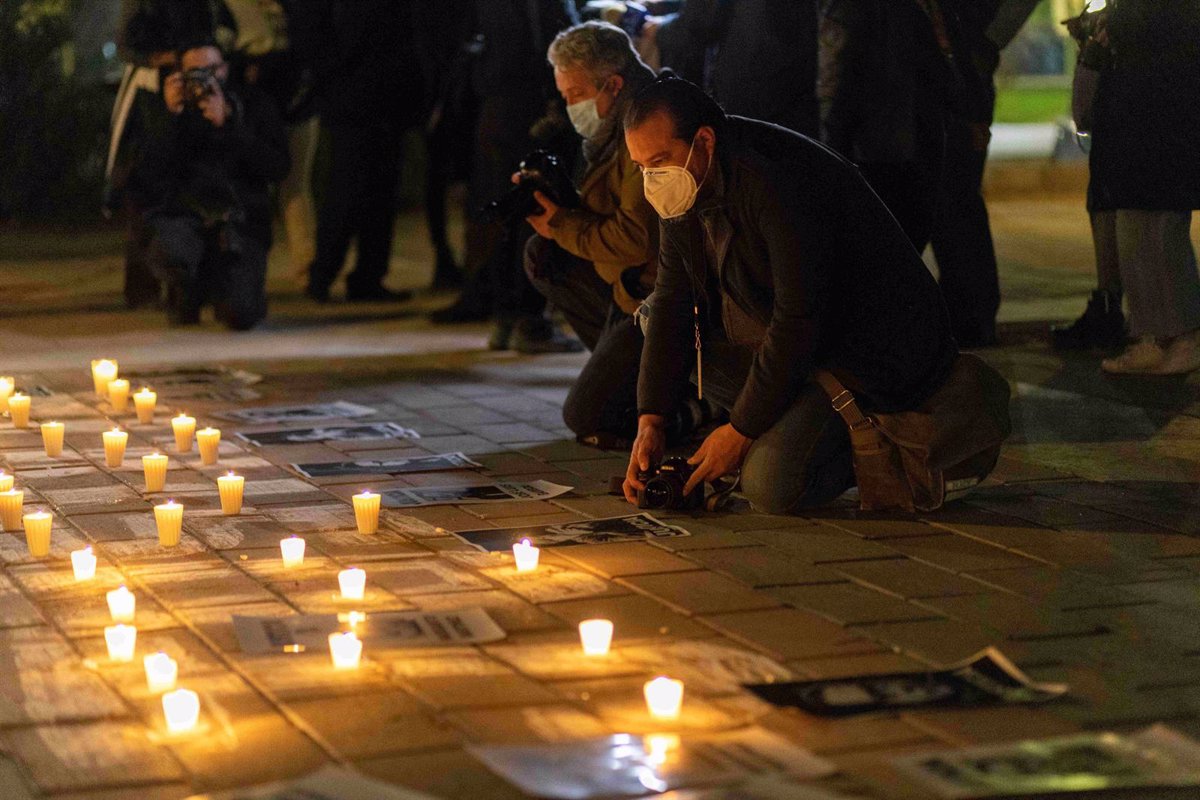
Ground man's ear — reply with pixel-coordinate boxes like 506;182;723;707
609;74;625;96
696;125;717;157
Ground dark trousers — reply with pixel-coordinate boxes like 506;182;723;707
145;214;268;330
310;121;404;295
123;205;161;308
931;116;1000;344
526;239;641;439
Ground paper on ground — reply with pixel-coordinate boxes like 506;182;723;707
380;480;572;509
454;513;687;551
219;400;376;424
234;608;505;655
292;452;481;479
184;764;441;799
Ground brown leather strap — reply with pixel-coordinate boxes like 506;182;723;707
814;370;873;431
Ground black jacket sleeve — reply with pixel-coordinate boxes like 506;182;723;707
217;89;290;185
637;220;699;418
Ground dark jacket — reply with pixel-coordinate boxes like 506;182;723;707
471;0;579;98
1088;0;1200;211
657;0;819;136
119;82;290;245
638;117;957;439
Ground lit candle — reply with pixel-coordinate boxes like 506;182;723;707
171;414;195;453
280;535;305;568
578;619;614;656
338;567;366;600
328;631;363;669
644;677;684;720
7;393;30;428
71;546;97;580
106;585;136;622
0;376;12;414
22;510;53;558
91;359;119;398
196;427;221;465
217;472;244;515
154;500;183;546
352;490;380;534
143;452;168;493
0;471;11;492
143;652;178;693
0;489;24;532
41;421;65;457
107;379;131;413
102;427;128;467
133;387;157;424
104;623;137;662
161;688;200;734
512;538;540;572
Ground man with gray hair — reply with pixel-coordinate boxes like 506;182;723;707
523;22;702;448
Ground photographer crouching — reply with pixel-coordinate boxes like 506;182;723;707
622;77;1007;515
521;23;699;448
125;42;289;329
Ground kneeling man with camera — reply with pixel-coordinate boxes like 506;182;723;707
126;42;288;329
623;77;1009;514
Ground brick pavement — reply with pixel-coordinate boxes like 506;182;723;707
0;340;1197;799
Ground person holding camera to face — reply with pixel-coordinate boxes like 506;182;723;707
126;42;289;329
621;77;961;514
521;22;673;447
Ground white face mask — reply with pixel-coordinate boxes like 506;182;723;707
643;138;701;219
567;97;604;140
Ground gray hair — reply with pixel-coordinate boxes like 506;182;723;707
547;21;642;87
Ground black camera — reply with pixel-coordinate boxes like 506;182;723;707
183;66;219;107
637;456;703;511
481;150;580;225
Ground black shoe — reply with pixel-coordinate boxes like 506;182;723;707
345;286;413;303
165;285;201;326
511;317;584;354
488;318;515;351
431;298;491;324
1051;290;1126;350
431;248;464;290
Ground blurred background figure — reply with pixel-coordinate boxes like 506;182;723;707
304;0;425;304
433;0;583;354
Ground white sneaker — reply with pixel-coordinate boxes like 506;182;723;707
1101;337;1166;374
1153;330;1200;375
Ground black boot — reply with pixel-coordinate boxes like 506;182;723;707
1051;290;1126;350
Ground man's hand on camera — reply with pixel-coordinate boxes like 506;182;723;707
163;72;186;115
623;414;667;505
199;81;229;128
684;423;752;495
525;190;559;238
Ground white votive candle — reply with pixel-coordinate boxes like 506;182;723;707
328;631;363;670
644;676;684;720
0;376;12;413
578;619;614;656
107;585;136;622
0;471;11;492
143;452;168;492
91;359;118;398
353;490;380;534
280;535;305;568
71;546;97;580
154;500;183;546
102;428;128;467
162;688;200;733
104;624;137;662
133;387;157;424
172;414;195;452
144;652;178;693
107;379;131;413
338;567;366;600
7;393;30;428
512;538;540;572
217;472;244;515
23;510;52;557
196;427;220;465
41;421;65;457
0;489;24;532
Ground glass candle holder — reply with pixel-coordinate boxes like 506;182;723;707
22;510;53;557
512;538;540;572
104;624;137;662
217;472;244;515
196;427;221;465
578;619;614;656
172;414;195;452
71;546;97;580
0;489;25;532
106;585;136;622
91;359;118;398
280;535;305;568
143;452;168;493
144;652;178;693
102;428;128;467
338;567;366;600
328;631;363;670
7;393;30;428
154;500;183;546
0;376;12;413
107;379;131;413
162;688;200;734
0;471;11;492
644;677;684;720
41;421;65;457
353;490;381;534
133;387;157;424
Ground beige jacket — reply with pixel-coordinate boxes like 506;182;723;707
548;139;658;315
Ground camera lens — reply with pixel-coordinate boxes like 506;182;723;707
642;480;675;510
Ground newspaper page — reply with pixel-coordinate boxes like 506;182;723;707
233;608;506;655
454;513;689;551
184;765;441;799
236;422;420;446
380;480;572;509
219;401;377;424
292;452;481;479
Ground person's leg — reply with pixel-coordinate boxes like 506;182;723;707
424;125;462;288
739;383;855;514
931;116;1000;347
308;122;365;300
562;306;644;442
123;206;162;309
1052;210;1126;349
346;124;406;298
523;236;610;351
145;215;207;325
280;117;319;281
214;233;269;331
